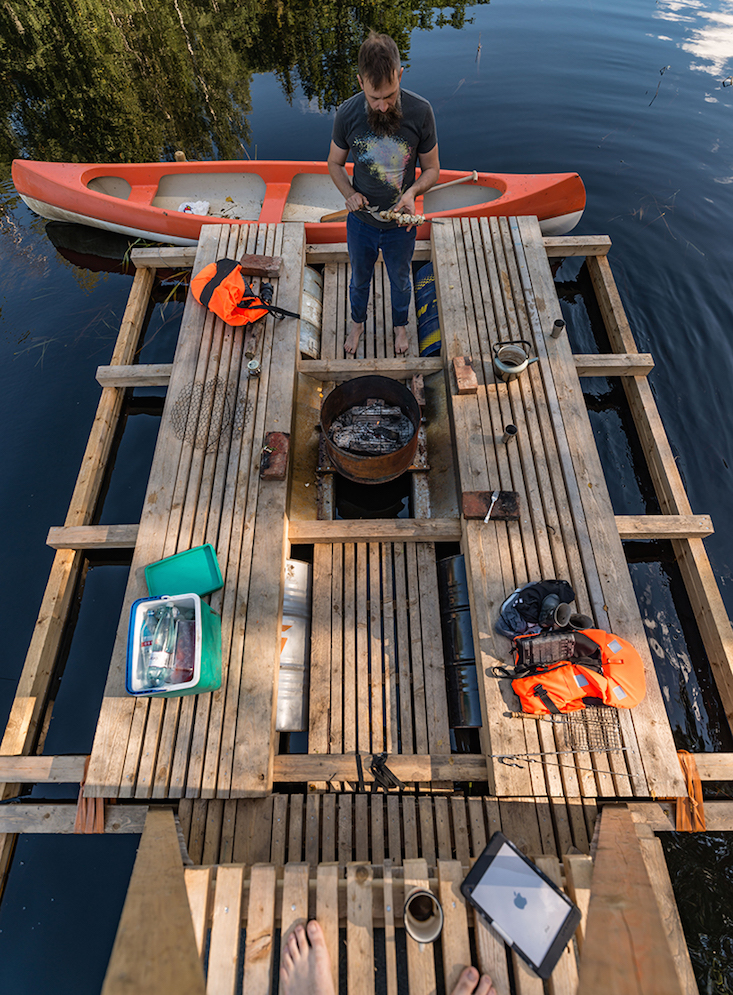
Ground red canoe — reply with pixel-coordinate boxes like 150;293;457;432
12;159;585;245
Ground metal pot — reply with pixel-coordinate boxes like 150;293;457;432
320;375;420;484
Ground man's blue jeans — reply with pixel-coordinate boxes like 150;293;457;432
347;212;417;326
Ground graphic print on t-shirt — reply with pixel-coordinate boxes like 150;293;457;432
352;131;414;196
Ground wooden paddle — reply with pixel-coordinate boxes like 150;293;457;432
319;170;479;222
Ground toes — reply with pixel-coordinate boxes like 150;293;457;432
451;966;480;995
476;975;496;995
307;919;327;950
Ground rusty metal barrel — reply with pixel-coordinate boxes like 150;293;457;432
320;375;420;484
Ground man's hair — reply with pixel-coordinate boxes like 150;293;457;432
358;32;401;88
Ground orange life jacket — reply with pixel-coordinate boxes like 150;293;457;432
191;259;299;326
506;628;646;715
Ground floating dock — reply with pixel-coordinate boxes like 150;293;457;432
3;216;732;992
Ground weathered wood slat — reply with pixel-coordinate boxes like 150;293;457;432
0;755;87;782
615;514;714;540
574;353;654;377
578;805;684;995
273;754;487;783
101;809;205;995
96;363;173;387
299;357;442;380
46;525;139;549
543;235;612;257
131;246;198;268
288;518;461;543
0;804;148;834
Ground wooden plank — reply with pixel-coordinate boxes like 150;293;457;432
355;794;369;862
578;806;684;995
272;755;487;783
305;794;320;866
270;795;288;865
474;912;511;995
230;223;306;796
299;357;443;381
346;863;374;995
287;795;304;863
574;354;654;377
0;804;148;834
403;858;437;995
329;546;344;766
690;752;733;779
206;864;245;995
434;796;452;860
451;797;471;868
131;246;198;268
438;859;472;994
202;799;224;865
637;836;699;995
316;863;340;995
368;543;384;754
184;866;213;960
343;545;356;755
543;235;612;257
418;797;437;868
402;795;419;859
535;856;579;995
280;862;310;941
562;854;593;955
305;242;431;264
308;543;332;771
322;794;336;863
356;543;370;754
242;863;277;995
338;795;353;865
101;808;205;995
96;363;173;387
46;525;139;550
387;794;402;865
416;543;452;756
220;800;237;864
615;514;714;540
371;794;385;866
383;860;398;995
0;755;87;782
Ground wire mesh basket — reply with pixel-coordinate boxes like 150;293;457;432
551;707;623;753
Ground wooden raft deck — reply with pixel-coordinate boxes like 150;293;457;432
80;217;691;801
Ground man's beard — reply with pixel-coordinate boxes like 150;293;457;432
366;96;402;137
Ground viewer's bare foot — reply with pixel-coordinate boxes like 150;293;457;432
280;920;335;995
394;325;409;354
451;966;498;995
344;321;364;355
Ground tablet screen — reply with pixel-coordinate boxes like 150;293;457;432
470;842;573;966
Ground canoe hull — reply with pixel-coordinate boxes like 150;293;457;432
13;159;586;244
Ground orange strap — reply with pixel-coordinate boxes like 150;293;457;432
675;750;706;832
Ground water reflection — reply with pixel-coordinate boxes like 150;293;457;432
0;0;485;165
654;0;733;79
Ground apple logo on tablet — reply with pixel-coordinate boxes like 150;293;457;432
513;892;527;909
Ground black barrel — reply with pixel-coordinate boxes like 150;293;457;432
437;554;483;728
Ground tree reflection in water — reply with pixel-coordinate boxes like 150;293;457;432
0;0;485;164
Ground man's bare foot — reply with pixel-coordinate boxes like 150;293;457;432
394;325;409;354
451;966;498;995
344;321;364;355
280;920;335;995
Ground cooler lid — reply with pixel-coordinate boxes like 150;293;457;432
145;543;223;597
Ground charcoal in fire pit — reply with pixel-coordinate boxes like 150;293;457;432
329;399;415;455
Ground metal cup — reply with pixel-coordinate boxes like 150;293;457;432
403;888;443;945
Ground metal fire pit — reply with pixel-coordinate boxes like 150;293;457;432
320;375;421;484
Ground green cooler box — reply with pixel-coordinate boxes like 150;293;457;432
126;544;223;697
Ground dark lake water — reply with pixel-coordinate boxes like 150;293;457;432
1;0;732;991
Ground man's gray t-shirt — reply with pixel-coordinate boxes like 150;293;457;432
332;88;437;227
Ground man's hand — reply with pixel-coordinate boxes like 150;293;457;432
346;190;369;213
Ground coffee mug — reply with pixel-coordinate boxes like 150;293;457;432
403;888;444;944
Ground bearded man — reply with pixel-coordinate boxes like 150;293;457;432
327;32;440;355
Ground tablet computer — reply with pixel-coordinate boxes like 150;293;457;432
461;832;581;980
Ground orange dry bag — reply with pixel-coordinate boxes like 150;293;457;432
191;258;299;326
499;629;646;715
